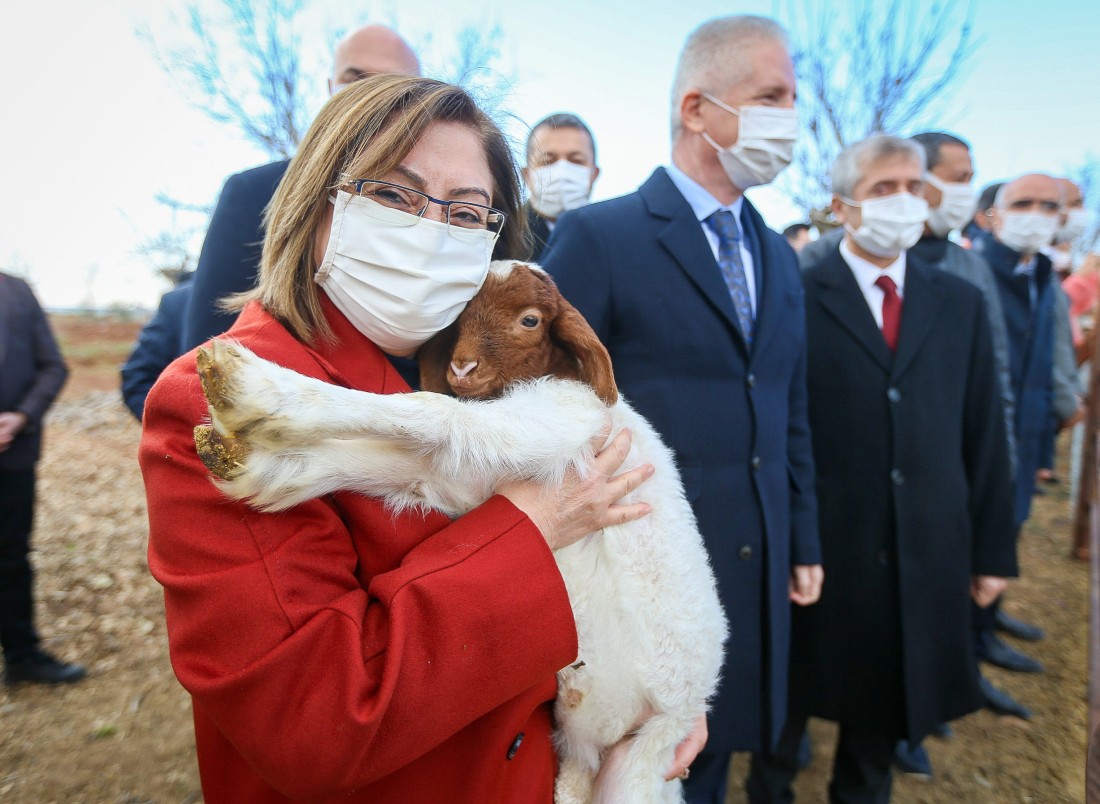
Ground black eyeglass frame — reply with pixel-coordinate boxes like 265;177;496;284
347;178;507;234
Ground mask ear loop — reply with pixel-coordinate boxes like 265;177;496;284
314;192;349;284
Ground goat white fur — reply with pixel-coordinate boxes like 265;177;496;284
195;260;727;804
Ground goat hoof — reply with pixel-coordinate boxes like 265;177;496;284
194;425;250;480
196;345;236;413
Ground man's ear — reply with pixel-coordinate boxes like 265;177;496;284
679;88;707;134
831;196;851;228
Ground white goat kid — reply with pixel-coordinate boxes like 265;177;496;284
194;260;727;804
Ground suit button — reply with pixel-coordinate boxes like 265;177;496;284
739;545;754;561
751;456;761;470
877;549;889;567
887;387;901;403
891;469;904;486
506;732;525;760
747;373;756;387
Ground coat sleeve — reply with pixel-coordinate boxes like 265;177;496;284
14;280;68;428
120;283;190;421
140;366;578;800
962;297;1018;578
1050;282;1082;422
182;170;272;350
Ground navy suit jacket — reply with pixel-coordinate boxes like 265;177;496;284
183;159;290;350
121;274;194;421
541;167;820;753
0;273;68;471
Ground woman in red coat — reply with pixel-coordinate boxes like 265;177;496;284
140;76;671;803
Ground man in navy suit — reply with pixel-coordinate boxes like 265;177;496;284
121;272;193;421
541;16;821;803
182;24;420;350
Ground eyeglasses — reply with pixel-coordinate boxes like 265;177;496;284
347;179;507;235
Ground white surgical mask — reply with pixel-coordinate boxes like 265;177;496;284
701;92;799;190
528;159;594;220
315;191;494;356
1045;247;1074;272
997;212;1059;255
842;193;929;259
923;173;977;238
1057;208;1090;243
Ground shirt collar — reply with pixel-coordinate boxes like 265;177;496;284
666;163;744;227
840;238;908;298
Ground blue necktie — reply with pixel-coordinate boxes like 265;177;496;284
705;210;754;345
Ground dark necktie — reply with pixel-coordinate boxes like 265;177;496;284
876;275;901;352
705;210;754;346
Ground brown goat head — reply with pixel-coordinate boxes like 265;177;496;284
418;261;618;405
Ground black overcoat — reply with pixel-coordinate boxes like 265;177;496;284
794;247;1017;742
542;168;821;753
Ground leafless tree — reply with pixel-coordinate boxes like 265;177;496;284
1072;156;1100;251
778;0;980;213
138;0;514;160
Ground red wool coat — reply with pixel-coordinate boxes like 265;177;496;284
140;299;579;803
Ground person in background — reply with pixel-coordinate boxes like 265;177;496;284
521;113;600;262
782;222;812;252
541;17;822;804
181;24;420;351
120;272;193;421
961;181;1003;246
0;273;85;686
748;134;1015;804
141;75;703;803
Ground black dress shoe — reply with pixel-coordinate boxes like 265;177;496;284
930;722;954;740
994;608;1045;642
894;740;932;778
975;632;1043;672
979;677;1032;720
4;651;87;685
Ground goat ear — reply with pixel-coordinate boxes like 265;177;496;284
416;323;458;395
550;297;619;406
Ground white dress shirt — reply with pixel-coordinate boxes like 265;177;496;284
839;239;907;329
665;163;757;315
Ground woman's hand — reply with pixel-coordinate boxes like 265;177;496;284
496;427;653;551
664;713;708;781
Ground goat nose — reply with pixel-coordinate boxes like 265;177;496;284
450;360;478;379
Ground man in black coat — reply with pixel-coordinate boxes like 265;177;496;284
542;17;821;803
520;112;600;262
181;24;420;350
121;272;193;421
748;136;1016;803
0;273;85;685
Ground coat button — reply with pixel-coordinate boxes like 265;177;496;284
739;545;754;561
890;469;904;486
506;732;525;760
747;373;756;388
877;549;889;567
887;387;901;403
751;456;761;470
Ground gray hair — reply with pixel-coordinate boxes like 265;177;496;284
670;15;789;140
831;135;926;199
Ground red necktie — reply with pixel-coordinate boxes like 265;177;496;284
875;275;901;352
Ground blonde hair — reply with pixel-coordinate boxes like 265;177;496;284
230;75;527;345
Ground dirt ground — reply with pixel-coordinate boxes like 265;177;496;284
0;313;1088;803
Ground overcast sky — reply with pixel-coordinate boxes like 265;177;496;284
2;0;1098;309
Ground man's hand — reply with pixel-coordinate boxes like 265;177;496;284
971;575;1009;608
0;412;28;453
789;564;824;605
1061;403;1086;431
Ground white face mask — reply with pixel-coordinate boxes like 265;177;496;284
528;159;594;220
923;172;976;238
842;193;929;259
1057;208;1090;243
996;211;1059;255
701;92;799;190
315;191;495;357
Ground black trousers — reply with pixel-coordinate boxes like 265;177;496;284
0;468;40;662
745;707;895;804
682;748;732;804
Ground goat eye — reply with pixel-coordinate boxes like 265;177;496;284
521;315;540;328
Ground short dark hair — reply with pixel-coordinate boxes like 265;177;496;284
909;132;970;172
978;182;1004;213
783;222;810;240
526;113;597;164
